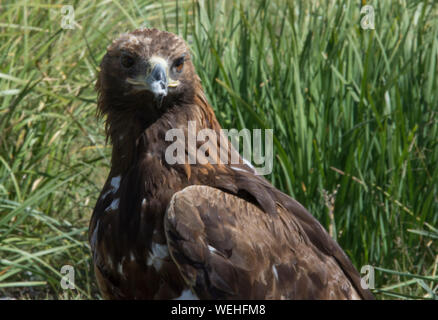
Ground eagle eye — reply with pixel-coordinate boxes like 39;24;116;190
173;56;185;73
120;54;135;68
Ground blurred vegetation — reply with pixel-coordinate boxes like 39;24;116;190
0;0;437;299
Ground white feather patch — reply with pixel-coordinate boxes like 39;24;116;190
242;157;255;170
231;157;256;174
129;251;135;262
147;243;168;271
230;166;249;173
117;262;123;275
110;175;121;190
173;289;199;300
105;198;120;212
101;175;122;200
272;265;279;281
208;245;218;254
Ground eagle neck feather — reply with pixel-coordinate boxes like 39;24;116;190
107;87;222;174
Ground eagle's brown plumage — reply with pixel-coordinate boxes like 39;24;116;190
89;28;374;300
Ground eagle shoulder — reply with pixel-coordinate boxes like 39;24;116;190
164;185;363;299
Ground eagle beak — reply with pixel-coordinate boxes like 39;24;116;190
126;56;180;105
145;63;168;99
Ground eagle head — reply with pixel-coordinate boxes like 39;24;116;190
96;28;199;119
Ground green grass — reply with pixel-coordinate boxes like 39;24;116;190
0;0;437;299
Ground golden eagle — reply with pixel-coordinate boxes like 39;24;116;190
89;28;374;300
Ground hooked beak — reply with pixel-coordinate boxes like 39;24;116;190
126;56;180;102
146;63;168;99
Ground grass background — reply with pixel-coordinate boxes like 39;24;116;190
0;0;437;299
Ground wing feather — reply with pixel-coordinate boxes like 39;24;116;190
164;185;366;299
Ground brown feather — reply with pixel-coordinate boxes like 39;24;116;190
89;28;374;300
165;185;362;299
